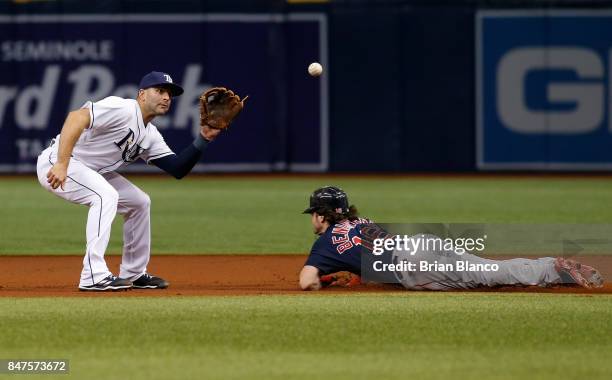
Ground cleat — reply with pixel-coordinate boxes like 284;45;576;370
555;257;604;289
131;273;169;289
79;275;132;292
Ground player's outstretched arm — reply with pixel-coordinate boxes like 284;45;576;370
152;86;246;179
299;265;322;291
151;125;222;179
47;109;90;190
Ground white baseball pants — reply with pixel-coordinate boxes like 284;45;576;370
37;147;151;287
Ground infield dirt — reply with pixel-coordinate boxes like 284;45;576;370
1;255;611;296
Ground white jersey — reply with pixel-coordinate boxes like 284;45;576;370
50;96;174;173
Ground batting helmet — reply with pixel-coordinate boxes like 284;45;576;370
303;186;350;214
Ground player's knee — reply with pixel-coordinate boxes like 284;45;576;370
135;192;151;210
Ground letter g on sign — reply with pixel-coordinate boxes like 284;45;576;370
496;47;604;134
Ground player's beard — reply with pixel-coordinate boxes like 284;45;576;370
157;103;170;115
313;225;326;235
148;103;169;117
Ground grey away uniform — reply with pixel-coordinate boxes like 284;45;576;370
305;221;562;290
302;186;603;290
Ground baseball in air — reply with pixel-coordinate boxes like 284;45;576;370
308;62;323;77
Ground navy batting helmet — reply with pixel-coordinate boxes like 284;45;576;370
303;186;349;214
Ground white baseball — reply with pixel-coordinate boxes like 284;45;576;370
308;62;323;77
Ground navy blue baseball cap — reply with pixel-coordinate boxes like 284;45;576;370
139;71;184;97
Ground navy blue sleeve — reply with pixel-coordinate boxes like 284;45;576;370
151;137;209;179
305;253;337;275
304;239;348;275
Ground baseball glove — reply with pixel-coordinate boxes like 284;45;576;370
320;272;361;287
199;87;248;130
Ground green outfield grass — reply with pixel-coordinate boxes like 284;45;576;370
2;176;612;254
2;176;611;380
0;294;610;380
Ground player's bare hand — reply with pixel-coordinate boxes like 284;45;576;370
47;163;68;190
200;124;222;141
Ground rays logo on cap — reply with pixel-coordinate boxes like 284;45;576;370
139;71;184;96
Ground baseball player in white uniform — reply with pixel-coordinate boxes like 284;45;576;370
36;71;225;291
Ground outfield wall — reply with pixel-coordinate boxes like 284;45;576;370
0;0;611;172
